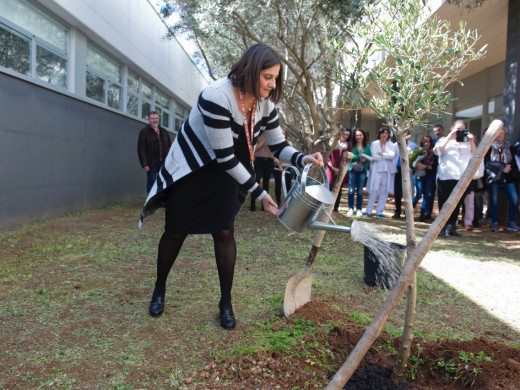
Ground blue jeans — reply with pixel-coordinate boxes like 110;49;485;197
413;174;434;217
348;170;367;210
488;182;519;223
147;165;161;194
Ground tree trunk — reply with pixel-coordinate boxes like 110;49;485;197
392;133;418;382
325;120;503;389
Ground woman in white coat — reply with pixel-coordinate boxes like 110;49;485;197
365;127;396;217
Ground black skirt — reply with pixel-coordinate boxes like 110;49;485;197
164;161;248;234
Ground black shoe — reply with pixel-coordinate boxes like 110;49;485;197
392;212;401;219
446;224;460;237
149;291;165;317
438;227;447;238
250;207;256;212
219;307;236;330
419;215;426;222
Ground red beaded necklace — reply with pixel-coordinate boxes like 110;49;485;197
238;90;257;164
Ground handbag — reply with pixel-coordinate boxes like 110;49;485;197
485;160;506;185
353;161;364;172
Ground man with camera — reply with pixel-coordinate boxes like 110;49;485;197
434;119;477;238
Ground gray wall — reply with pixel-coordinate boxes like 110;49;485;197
0;73;152;228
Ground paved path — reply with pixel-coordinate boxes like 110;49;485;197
421;251;520;332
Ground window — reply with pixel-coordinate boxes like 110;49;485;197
141;80;152;119
86;43;122;109
0;0;68;88
175;105;188;132
487;95;503;128
155;90;170;128
0;23;30;75
127;73;175;127
36;45;67;87
455;105;483;119
127;70;139;116
488;95;503;116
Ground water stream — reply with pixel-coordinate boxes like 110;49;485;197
351;220;405;289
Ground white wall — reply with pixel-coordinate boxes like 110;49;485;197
40;0;207;107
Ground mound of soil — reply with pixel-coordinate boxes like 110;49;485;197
201;300;520;389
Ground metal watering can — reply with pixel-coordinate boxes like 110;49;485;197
276;163;351;234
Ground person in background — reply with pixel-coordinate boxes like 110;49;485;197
434;119;476;238
346;128;371;217
137;111;172;193
273;129;293;204
461;134;485;231
486;127;519;232
392;136;418;219
250;134;275;211
432;124;445;145
412;135;437;222
428;124;445;218
326;128;352;212
138;43;323;330
365;127;396;217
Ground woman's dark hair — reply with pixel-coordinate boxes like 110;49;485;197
341;127;352;143
420;135;433;148
354;128;367;147
377;127;389;140
228;43;284;104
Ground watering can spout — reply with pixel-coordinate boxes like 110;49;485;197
309;221;351;233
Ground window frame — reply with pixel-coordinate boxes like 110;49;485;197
0;14;69;89
85;42;123;110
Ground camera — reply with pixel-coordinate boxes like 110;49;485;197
456;129;469;142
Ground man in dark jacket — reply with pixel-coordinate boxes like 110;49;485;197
137;111;172;193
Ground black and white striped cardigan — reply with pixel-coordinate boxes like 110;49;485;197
139;77;306;228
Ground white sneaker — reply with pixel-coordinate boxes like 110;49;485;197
356;210;363;217
346;209;354;217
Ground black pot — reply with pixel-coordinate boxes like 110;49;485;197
363;242;406;289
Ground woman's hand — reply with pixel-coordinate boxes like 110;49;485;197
504;164;512;174
261;194;279;216
304;152;324;167
274;158;283;171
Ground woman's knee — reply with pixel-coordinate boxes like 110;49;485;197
161;231;187;245
212;229;235;244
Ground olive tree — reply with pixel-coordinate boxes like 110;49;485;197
327;0;486;386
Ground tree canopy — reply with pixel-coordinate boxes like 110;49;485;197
159;0;374;154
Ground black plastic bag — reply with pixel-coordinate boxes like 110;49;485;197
485;160;506;185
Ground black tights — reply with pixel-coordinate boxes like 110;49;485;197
154;229;236;310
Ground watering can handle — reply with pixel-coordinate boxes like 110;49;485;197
301;163;329;195
281;166;301;198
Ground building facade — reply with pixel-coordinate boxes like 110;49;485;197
0;0;208;228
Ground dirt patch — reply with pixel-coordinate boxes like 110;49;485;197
201;301;520;389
